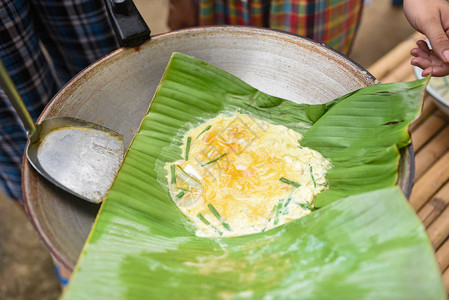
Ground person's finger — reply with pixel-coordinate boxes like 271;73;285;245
423;17;449;62
416;40;431;55
412;56;449;77
411;56;433;69
411;48;430;58
422;67;433;77
426;64;449;77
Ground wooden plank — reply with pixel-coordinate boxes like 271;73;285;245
436;238;449;272
427;205;449;249
414;125;449;180
403;72;418;82
369;52;410;81
367;32;425;80
419;182;449;227
411;113;447;152
380;60;414;83
410;152;449;211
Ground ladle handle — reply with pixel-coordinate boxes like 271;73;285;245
0;60;37;141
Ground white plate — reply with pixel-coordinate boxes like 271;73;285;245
413;66;449;115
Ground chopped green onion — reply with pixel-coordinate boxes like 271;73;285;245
175;165;201;187
221;222;232;232
273;213;280;225
201;153;228;167
267;202;277;223
178;187;189;192
185;137;192;161
170;165;176;184
280;177;301;188
176;191;185;199
282;197;292;215
310;166;316;188
197;213;210;225
176;164;189;176
207;203;232;231
197;213;223;236
299;202;316;211
208;203;221;219
196;125;212;139
273;199;285;225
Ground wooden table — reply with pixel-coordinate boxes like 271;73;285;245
368;32;449;293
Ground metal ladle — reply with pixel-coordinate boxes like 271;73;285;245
0;61;124;203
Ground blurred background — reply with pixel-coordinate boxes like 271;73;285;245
0;0;416;299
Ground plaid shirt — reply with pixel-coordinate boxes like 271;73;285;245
0;0;118;203
198;0;363;55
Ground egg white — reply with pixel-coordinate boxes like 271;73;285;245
166;113;331;237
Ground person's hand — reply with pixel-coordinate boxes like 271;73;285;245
403;0;449;77
167;0;199;30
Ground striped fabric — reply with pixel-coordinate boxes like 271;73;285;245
198;0;363;55
0;0;118;203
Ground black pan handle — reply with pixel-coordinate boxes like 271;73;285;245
105;0;151;47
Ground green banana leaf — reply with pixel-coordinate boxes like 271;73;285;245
61;53;443;299
301;80;425;207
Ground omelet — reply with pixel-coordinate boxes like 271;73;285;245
166;113;331;237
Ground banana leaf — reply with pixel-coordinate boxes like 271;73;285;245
301;80;425;207
61;53;443;299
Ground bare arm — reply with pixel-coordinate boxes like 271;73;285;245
167;0;198;30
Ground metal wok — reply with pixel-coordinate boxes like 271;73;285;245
23;26;413;270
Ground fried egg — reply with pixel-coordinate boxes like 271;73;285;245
166;113;331;237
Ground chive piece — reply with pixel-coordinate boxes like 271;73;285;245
208;203;221;219
178;187;189;192
185;137;191;161
170;165;176;184
310;166;316;188
282;197;292;215
273;199;284;225
196;125;212;139
197;213;210;225
211;226;223;236
280;177;301;188
176;191;185;199
176;165;190;177
299;202;316;211
175;164;198;183
221;222;232;231
267;202;278;223
201;153;228;167
197;213;223;236
176;164;186;173
207;203;232;231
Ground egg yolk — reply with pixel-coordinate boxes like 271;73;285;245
166;113;331;237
